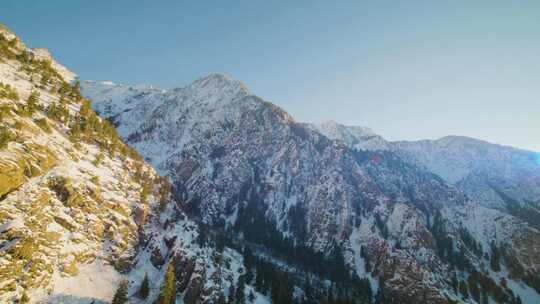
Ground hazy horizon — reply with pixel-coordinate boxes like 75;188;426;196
2;0;539;151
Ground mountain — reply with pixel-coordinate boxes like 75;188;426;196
1;19;537;304
83;75;540;303
313;122;540;224
0;26;259;304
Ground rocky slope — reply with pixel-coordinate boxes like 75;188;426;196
0;26;256;304
83;73;540;303
313;121;540;207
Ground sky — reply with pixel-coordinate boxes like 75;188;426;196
2;1;539;151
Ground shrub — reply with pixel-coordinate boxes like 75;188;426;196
0;104;12;121
0;82;19;101
10;239;37;260
26;91;40;115
92;152;104;166
34;118;51;133
0;126;15;148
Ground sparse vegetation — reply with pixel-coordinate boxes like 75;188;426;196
0;104;12;121
24;91;40;116
93;152;104;166
34;118;51;133
0;82;19;101
10;239;37;260
0;125;16;149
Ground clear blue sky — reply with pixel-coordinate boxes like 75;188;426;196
2;0;539;151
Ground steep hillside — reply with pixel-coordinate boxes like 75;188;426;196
0;26;256;304
84;75;540;303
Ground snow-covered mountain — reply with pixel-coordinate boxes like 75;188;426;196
1;19;538;304
0;26;258;304
314;122;540;222
83;73;540;303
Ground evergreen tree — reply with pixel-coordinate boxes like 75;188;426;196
20;292;30;304
490;243;501;272
245;269;254;285
236;274;246;304
139;273;150;299
111;280;128;304
69;117;82;142
26;91;40;115
72;80;82;99
459;280;469;300
0;126;15;149
451;273;459;293
40;71;50;87
254;264;264;292
93;152;104;166
217;292;226;304
248;290;256;303
481;290;489;304
228;283;236;304
157;263;177;304
468;275;480;303
46;102;59;120
455;246;469;271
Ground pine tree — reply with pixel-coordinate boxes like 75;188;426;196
217;292;227;304
468;275;480;303
490;243;501;272
481;291;489;304
92;152;104;166
20;292;30;304
236;274;246;304
459;280;469;300
139;273;150;299
26;91;40;115
254;265;264;292
70;118;81;137
72;80;81;99
112;280;128;304
451;273;459;293
46;102;59;120
248;290;256;303
40;71;50;87
228;283;236;304
157;263;177;304
0;126;15;149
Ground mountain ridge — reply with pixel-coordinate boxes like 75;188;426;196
83;74;540;303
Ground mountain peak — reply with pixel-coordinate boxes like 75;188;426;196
189;73;250;97
319;120;377;137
